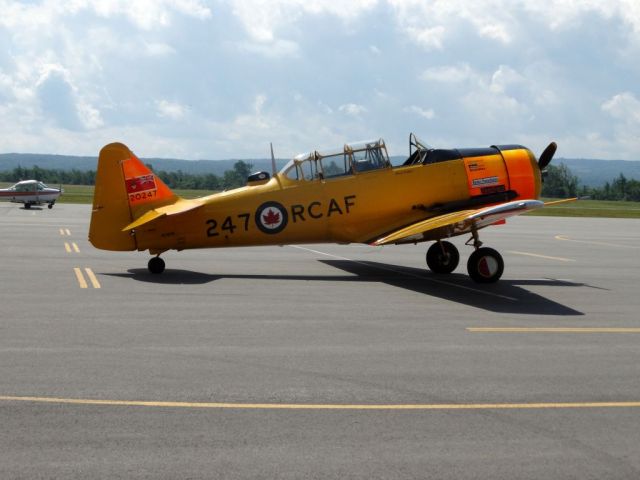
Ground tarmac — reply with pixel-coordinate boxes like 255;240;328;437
1;202;640;479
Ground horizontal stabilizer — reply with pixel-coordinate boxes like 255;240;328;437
122;199;203;231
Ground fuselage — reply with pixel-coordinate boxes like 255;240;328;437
129;145;541;254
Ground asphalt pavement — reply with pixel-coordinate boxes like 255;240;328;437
1;203;640;479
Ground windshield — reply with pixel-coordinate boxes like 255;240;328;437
280;138;390;180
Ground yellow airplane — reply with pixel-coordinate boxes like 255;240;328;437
89;134;563;283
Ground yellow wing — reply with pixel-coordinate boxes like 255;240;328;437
372;199;543;246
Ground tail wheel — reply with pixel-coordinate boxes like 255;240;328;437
148;256;165;274
467;247;504;283
426;241;459;274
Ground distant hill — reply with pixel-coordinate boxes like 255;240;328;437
0;153;288;177
1;152;639;187
555;158;640;187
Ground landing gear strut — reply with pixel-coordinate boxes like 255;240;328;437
148;256;165;274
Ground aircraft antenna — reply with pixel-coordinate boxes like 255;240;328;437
270;142;283;189
270;142;276;176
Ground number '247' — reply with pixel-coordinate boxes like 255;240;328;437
206;213;250;237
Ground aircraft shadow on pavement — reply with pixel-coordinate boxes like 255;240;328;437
319;260;584;316
115;258;586;316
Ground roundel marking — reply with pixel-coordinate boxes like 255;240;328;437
255;201;288;234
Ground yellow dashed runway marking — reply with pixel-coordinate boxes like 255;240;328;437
1;395;640;411
73;267;88;288
65;242;80;253
84;268;101;289
73;268;100;289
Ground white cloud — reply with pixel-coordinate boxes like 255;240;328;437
338;103;367;116
421;64;474;83
0;0;211;30
34;63;104;130
489;65;524;94
405;25;445;50
1;0;640;160
388;0;515;49
77;101;105;129
602;92;640;123
228;0;377;42
403;105;435;119
238;38;300;58
144;42;176;56
156;99;187;119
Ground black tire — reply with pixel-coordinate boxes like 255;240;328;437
148;256;165;274
467;247;504;283
24;203;31;209
48;203;54;209
426;241;460;274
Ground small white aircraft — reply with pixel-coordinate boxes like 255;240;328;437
0;180;62;209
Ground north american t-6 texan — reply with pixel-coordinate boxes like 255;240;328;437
89;133;571;283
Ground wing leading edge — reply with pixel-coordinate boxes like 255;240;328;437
371;199;544;246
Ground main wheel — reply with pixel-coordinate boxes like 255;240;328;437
47;203;54;209
467;247;504;283
148;256;165;274
426;241;460;274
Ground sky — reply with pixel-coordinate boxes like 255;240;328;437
1;0;639;161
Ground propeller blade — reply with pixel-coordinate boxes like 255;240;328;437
538;141;557;170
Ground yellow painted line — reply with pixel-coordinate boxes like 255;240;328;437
84;268;101;289
65;242;80;253
468;327;640;333
1;395;640;411
65;228;71;236
59;228;64;236
508;250;575;262
73;267;88;289
555;235;638;249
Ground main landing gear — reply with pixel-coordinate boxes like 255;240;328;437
426;231;504;283
148;256;165;274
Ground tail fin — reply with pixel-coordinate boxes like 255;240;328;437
89;142;178;251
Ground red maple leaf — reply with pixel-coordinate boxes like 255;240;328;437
262;209;281;226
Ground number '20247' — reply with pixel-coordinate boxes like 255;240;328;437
129;190;157;202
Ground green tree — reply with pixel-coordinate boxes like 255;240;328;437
541;164;578;198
